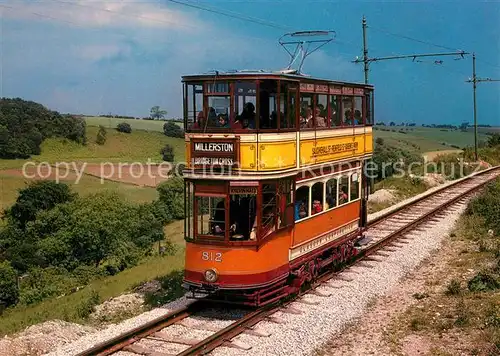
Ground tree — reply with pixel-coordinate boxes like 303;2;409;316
0;98;86;159
150;106;168;120
157;178;184;220
5;181;76;229
161;144;175;162
96;125;107;145
0;261;19;308
459;122;469;132
389;122;396;126
163;122;184;138
487;133;500;147
116;122;132;133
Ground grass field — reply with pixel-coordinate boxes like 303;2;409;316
373;126;493;152
84;116;182;132
0;126;185;170
0;173;159;212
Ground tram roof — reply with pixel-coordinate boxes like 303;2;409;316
181;70;373;88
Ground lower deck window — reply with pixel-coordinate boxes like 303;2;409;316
196;196;226;237
229;193;257;240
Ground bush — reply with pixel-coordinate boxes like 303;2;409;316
468;272;500;292
116;122;132;133
375;137;384;146
163;122;184;138
445;279;461;295
4;181;76;229
161;144;175;162
96;125;107;145
0;262;19;308
0;98;86;159
466;180;500;234
76;289;100;319
28;191;166;269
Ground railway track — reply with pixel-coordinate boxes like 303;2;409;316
76;166;500;356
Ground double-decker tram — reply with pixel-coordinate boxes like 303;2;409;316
181;70;374;306
181;33;374;306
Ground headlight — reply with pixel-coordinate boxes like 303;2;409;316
204;268;218;283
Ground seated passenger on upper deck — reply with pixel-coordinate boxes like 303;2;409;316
192;111;205;130
314;107;326;128
233;102;256;129
217;114;229;128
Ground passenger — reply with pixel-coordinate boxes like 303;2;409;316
217;114;229;128
207;107;217;127
314;107;326;128
234;102;256;129
326;194;335;209
354;110;362;125
298;202;307;219
312;199;323;214
339;188;348;204
192;111;205;130
306;107;314;128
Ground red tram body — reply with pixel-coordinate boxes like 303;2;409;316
181;71;374;306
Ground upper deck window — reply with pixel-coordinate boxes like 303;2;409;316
366;91;374;125
234;82;257;130
207;82;230;94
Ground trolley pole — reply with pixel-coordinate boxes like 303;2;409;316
362;15;369;84
466;54;500;161
361;16;375;198
472;53;478;161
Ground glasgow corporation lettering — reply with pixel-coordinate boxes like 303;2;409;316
312;142;359;156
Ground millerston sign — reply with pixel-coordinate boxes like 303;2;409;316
191;138;239;168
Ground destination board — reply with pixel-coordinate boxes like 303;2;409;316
190;137;239;169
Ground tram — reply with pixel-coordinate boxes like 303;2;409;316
181;69;374;306
181;31;374;306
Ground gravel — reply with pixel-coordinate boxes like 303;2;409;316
210;202;468;356
45;176;477;356
44;296;195;356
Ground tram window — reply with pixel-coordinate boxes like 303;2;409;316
228;192;257;241
186;84;203;131
354;97;363;126
184;182;194;240
316;94;328;128
311;182;324;214
261;182;277;236
278;179;294;228
259;80;278;129
366;92;374;125
325;178;338;209
342;96;354;126
295;186;310;221
339;176;349;205
234;81;257;130
196;196;226;237
207;96;230;128
330;95;342;127
207;82;229;94
280;83;297;129
350;173;360;200
300;93;314;129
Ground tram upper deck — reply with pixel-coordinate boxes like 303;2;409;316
183;71;374;175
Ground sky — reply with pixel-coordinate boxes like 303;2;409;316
1;0;499;126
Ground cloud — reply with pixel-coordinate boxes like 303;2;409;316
1;0;202;31
72;43;132;61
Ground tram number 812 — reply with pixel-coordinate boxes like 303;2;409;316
201;251;223;262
